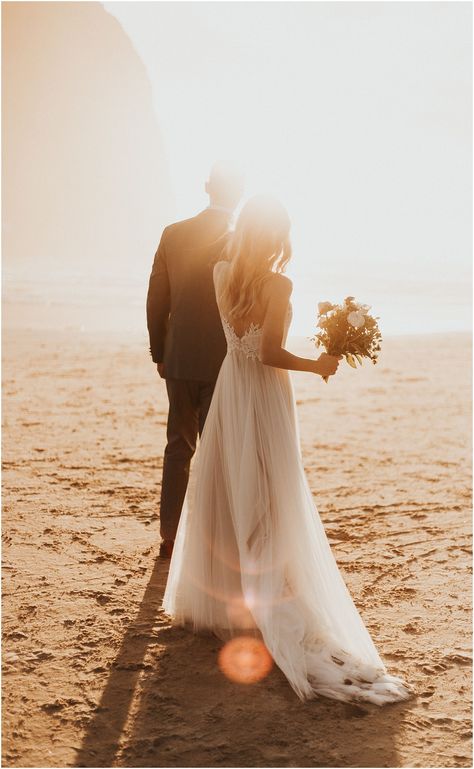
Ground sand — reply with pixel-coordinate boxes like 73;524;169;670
2;320;472;768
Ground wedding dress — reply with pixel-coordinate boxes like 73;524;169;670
163;285;415;706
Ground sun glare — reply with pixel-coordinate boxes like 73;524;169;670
104;2;471;337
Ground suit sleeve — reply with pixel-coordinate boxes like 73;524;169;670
207;231;231;268
146;228;170;364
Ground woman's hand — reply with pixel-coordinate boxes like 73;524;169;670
313;353;343;378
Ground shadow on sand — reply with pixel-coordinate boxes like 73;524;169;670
75;557;415;768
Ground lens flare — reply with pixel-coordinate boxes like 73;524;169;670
218;636;273;684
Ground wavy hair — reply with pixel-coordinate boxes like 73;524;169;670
220;194;292;321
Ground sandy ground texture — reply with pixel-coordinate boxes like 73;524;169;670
2;324;472;768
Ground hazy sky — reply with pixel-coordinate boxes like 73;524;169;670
105;1;472;335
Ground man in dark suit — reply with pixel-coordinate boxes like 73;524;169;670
146;163;244;558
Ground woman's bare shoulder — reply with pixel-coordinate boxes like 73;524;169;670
213;261;232;307
213;259;229;278
263;272;293;299
213;259;229;284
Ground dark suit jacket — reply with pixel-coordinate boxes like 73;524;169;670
146;208;230;382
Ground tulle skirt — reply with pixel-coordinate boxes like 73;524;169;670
163;351;415;706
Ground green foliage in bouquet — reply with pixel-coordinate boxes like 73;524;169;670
312;296;382;370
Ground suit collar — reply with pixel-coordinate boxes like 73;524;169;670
198;206;233;221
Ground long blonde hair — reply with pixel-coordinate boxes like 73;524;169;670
220;194;292;320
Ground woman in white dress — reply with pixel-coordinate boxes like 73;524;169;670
163;195;415;706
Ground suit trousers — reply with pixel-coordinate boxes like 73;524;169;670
159;378;216;541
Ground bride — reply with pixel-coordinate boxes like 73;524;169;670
163;195;415;706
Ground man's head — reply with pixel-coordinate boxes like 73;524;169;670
205;161;244;212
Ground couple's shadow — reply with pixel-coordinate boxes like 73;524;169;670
74;558;411;768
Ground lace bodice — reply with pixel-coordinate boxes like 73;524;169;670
221;303;293;360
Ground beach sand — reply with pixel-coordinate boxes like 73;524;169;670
2;320;472;768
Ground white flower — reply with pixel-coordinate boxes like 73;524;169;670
347;310;365;329
359;304;371;315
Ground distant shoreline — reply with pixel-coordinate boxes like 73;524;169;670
2;319;472;342
2;290;472;340
3;280;471;339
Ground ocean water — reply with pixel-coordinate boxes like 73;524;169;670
2;275;472;340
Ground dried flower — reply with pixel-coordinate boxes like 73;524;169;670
317;301;335;315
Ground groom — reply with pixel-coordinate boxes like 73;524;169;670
146;163;244;558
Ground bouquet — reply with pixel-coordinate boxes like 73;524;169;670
312;296;382;382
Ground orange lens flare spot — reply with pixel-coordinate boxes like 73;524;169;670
218;636;273;685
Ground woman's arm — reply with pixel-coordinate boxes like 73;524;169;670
260;276;341;377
